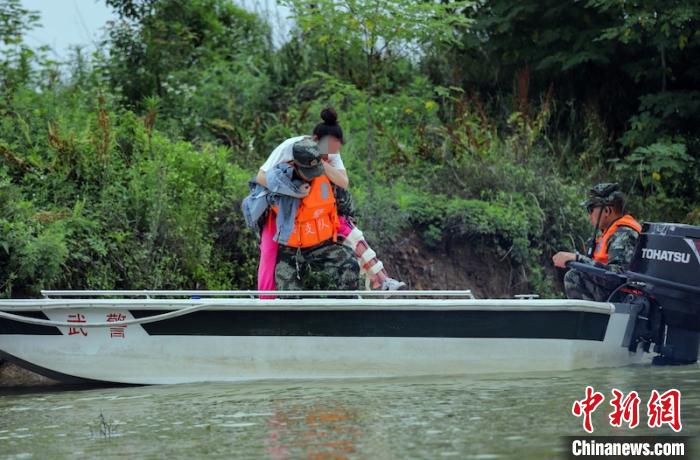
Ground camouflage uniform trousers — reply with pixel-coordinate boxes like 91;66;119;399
276;241;360;291
564;269;614;302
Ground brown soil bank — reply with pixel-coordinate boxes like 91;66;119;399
379;230;552;298
0;360;59;387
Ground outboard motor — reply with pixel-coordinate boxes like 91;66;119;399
568;222;700;365
622;223;700;364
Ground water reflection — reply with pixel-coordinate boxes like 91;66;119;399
266;403;360;459
0;366;698;459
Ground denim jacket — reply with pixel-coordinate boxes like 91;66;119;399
241;163;306;245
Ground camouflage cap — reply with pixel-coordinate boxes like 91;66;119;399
581;183;625;210
292;138;323;179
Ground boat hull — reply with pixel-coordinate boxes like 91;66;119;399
0;298;651;384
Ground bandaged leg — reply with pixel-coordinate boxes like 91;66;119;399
340;223;405;290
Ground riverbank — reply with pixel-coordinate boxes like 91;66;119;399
0;360;59;387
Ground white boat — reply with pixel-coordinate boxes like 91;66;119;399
0;290;652;384
3;222;698;384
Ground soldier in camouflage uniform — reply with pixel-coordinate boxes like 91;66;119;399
275;140;360;291
249;114;405;292
276;243;360;291
552;183;642;302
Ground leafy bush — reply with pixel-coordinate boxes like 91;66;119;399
2;0;699;299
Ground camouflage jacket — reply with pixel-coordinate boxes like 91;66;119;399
577;226;639;273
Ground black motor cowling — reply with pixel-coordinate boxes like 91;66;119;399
623;223;700;364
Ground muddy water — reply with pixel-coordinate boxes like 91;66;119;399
1;366;698;459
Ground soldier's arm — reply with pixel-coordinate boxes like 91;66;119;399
605;228;639;273
576;228;639;273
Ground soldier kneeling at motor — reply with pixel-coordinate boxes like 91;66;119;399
552;183;642;302
273;139;360;291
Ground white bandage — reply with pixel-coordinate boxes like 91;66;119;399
367;261;384;275
359;249;376;266
342;226;364;251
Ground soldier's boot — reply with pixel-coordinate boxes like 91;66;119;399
342;227;406;290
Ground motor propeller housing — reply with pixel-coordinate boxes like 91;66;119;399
567;222;700;364
622;223;700;364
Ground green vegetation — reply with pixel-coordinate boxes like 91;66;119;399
1;0;699;297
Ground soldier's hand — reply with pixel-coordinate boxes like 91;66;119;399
553;251;576;268
300;183;311;197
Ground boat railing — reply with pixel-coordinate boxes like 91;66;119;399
41;290;477;300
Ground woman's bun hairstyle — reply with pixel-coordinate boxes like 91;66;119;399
313;107;344;143
320;107;338;126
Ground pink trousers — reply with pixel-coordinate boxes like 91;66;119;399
258;215;353;297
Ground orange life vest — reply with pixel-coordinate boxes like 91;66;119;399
592;214;642;264
273;175;338;248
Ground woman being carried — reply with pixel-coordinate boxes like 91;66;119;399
253;108;406;293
